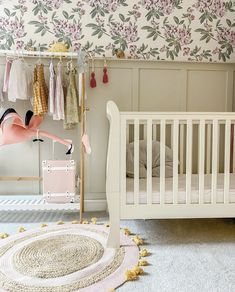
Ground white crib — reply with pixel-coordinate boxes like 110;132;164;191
106;101;235;248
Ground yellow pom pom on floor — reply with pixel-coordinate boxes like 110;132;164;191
18;227;26;233
139;248;149;257
56;221;64;225
0;233;9;239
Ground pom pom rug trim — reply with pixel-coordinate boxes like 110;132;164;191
0;223;150;292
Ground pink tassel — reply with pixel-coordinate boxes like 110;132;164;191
103;67;108;84
90;72;96;88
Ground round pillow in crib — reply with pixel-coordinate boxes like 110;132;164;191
126;140;173;178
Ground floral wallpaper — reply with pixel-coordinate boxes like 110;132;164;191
0;0;234;62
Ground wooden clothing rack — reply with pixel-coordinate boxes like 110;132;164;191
0;50;87;222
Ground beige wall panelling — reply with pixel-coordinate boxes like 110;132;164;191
86;63;133;200
139;67;185;111
187;64;234;112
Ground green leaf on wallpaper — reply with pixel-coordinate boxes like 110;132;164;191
62;11;69;19
35;26;44;34
28;21;41;26
226;19;232;27
119;14;125;22
92;30;100;36
52;12;56;19
173;16;179;24
4;8;10;16
86;23;97;28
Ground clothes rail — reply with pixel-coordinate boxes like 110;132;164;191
0;50;87;220
0;50;79;58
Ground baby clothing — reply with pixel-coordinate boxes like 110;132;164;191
0;66;4;102
53;62;64;120
48;61;55;116
82;133;91;154
3;60;12;93
8;59;32;102
64;68;80;130
33;64;48;116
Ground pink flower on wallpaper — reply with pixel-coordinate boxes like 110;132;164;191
164;25;191;46
30;0;63;9
16;40;24;49
85;0;122;12
0;17;25;39
109;22;139;43
183;47;190;56
194;0;226;17
141;0;178;14
53;20;82;41
217;27;235;47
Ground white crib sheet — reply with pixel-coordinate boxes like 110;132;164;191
126;174;235;204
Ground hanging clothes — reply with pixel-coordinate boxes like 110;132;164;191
53;62;64;120
48;61;55;116
8;59;32;102
0;67;4;103
33;64;48;116
64;68;80;130
3;59;12;93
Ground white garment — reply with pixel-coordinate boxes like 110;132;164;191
8;59;32;102
48;61;55;115
53;62;64;120
0;64;5;102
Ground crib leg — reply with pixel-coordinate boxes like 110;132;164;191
106;192;120;248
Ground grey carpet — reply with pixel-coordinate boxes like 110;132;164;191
0;211;234;292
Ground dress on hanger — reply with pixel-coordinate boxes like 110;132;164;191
8;59;32;102
48;61;55;116
53;62;64;120
33;64;48;116
64;68;80;130
3;60;12;93
0;67;4;102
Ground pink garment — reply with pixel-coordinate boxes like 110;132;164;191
3;60;12;93
0;109;73;154
48;61;55;116
82;133;91;154
53;62;64;120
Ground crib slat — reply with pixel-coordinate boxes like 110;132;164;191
153;124;157;140
186;119;192;204
160;120;166;204
143;124;147;140
198;120;205;204
211;119;218;204
126;124;130;144
173;120;179;204
206;124;211;174
121;118;127;205
147;119;152;204
180;124;184;174
134;119;140;205
233;124;235;173
224;119;231;204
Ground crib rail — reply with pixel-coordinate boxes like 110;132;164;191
106;101;235;220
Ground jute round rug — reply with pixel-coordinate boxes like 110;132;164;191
0;224;140;292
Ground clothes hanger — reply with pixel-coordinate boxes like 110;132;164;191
66;56;73;71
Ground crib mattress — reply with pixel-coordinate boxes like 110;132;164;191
126;174;235;204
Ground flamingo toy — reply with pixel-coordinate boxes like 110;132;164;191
0;108;73;154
